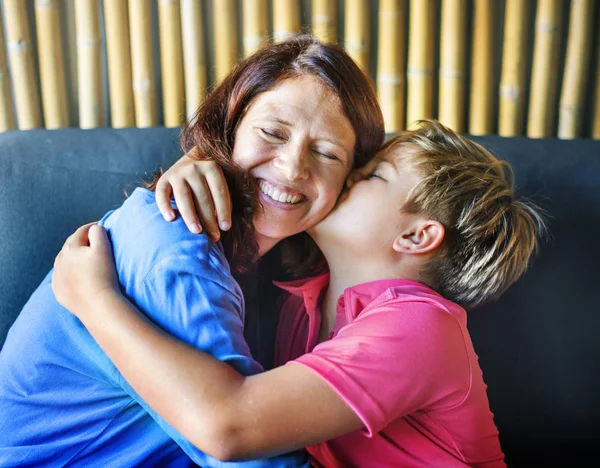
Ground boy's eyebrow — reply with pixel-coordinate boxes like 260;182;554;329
378;159;399;174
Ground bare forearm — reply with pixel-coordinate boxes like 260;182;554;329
81;292;246;456
79;292;362;460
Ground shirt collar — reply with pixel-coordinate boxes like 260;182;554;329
273;272;330;297
340;279;433;319
275;273;435;321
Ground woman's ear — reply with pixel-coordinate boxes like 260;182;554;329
392;220;445;255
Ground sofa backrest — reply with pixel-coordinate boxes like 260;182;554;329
1;128;599;465
0;127;182;344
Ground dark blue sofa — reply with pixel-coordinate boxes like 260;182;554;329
1;127;599;466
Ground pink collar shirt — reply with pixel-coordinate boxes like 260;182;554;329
274;273;506;468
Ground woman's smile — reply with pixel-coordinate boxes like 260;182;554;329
257;179;305;205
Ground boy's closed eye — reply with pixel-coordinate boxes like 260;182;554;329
368;172;385;181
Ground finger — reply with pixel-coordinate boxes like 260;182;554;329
205;165;232;231
188;178;221;241
156;177;176;222
64;222;96;249
53;250;62;272
172;181;203;235
87;225;112;256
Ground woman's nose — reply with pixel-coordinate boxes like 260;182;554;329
274;144;310;181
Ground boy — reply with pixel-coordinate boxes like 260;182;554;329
50;120;544;467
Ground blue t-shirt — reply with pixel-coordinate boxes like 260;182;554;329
0;188;309;468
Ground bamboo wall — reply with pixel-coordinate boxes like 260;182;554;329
0;0;598;139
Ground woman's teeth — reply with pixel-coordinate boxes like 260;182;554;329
258;181;303;204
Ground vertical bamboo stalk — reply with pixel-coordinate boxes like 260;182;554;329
181;0;206;118
104;0;135;128
63;0;79;127
158;0;185;128
75;0;102;129
273;0;300;42
312;0;336;44
35;0;69;129
557;0;594;139
345;0;369;71
469;0;494;135
377;0;406;133
129;0;157;128
527;0;562;138
498;0;528;136
406;0;435;127
439;0;466;132
3;0;42;129
0;13;15;132
593;33;600;140
214;0;238;83
243;0;269;57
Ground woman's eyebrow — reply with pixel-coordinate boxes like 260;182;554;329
261;115;292;126
319;135;348;148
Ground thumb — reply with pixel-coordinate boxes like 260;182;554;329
88;225;112;256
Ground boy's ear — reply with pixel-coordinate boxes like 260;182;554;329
392;220;445;255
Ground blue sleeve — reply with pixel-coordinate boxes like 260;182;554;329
119;255;311;468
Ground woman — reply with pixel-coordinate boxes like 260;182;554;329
0;35;384;467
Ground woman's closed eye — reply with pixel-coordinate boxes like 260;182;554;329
260;128;286;141
314;149;340;162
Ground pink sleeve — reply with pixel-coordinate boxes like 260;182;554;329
290;301;471;435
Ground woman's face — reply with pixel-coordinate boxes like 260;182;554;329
232;75;356;254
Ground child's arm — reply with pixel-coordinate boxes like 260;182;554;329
52;224;363;461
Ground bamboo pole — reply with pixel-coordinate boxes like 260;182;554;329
469;0;494;135
0;12;15;132
439;0;466;132
498;0;528;136
312;0;336;44
158;0;185;128
406;0;435;128
103;0;135;128
75;0;102;129
3;0;42;129
63;0;79;127
557;0;594;139
593;31;600;140
527;0;562;138
35;0;69;129
377;0;406;133
273;0;300;42
181;0;206;119
243;0;269;57
345;0;369;71
214;0;238;84
129;0;157;128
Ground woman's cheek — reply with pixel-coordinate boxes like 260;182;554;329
323;174;348;212
233;137;272;169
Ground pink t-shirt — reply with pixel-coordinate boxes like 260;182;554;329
274;273;506;468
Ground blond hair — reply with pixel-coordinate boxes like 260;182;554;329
384;120;546;308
